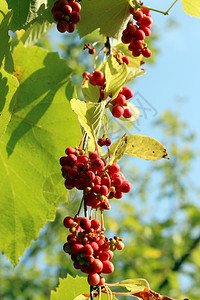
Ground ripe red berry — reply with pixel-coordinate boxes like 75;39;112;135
108;163;120;174
57;20;69;33
121;31;133;44
91;219;100;230
120;180;131;193
62;4;72;14
70;11;81;24
89;151;98;160
127;23;137;35
88;272;100;286
133;29;145;40
121;87;134;100
105;138;111;146
71;243;84;254
123;108;132;118
89;48;95;55
122;56;130;65
82;244;94;255
63;216;74;228
65;147;76;155
80;217;91;230
70;1;81;12
67;23;75;33
140;16;152;27
98;138;105;147
141;47;152;58
102;261;114;274
90;259;103;273
82;71;91;79
112;105;124;118
53;11;65;22
115;94;126;106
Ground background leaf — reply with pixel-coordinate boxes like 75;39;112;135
110;134;169;160
0;67;19;139
71;99;105;147
181;0;200;18
0;43;81;266
77;0;130;39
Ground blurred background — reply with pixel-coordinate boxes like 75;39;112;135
1;0;200;299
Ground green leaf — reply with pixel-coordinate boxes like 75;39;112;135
0;0;13;72
50;275;89;300
110;278;150;294
0;67;19;139
17;21;52;46
71;99;105;146
181;0;200;18
77;0;130;39
105;54;128;99
0;43;82;266
6;0;55;31
108;134;127;165
110;134;169;160
82;79;100;103
125;67;145;85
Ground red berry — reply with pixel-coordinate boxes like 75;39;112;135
90;241;99;251
59;156;68;166
71;243;84;254
53;11;65;22
133;29;145;40
132;48;142;57
105;138;111;146
115;189;123;199
70;1;81;12
91;184;101;194
141;7;151;15
63;216;74;228
120;87;134;100
120;180;131;193
100;185;109;196
133;10;143;21
99;251;110;261
80;217;91;230
123;108;132;118
140;16;152;27
82;71;91;79
127;23;137;35
70;11;81;24
82;244;93;255
115;94;126;106
91;159;104;171
91;219;100;230
98;138;105;147
90;259;103;273
112;105;124;118
89;151;98;160
108;163;120;174
142;48;152;58
89;48;96;55
65;147;76;155
88;272;100;286
57;20;69;33
102;261;114;274
65;178;76;189
141;27;151;37
67;23;75;33
99;276;106;286
62;4;72;14
122;56;130;65
121;31;132;44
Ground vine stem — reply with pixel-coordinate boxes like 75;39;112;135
90;285;94;300
129;0;178;15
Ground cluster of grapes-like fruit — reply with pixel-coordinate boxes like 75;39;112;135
52;0;81;33
121;6;152;58
63;216;124;286
60;147;131;210
110;86;134;119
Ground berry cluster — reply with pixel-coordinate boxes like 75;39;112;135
59;147;131;209
110;87;134;119
63;216;124;286
121;7;152;58
83;70;106;100
51;0;81;33
97;138;111;147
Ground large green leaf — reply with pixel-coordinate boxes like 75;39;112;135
81;79;100;103
107;134;127;166
0;67;19;139
0;43;82;266
110;134;169;160
71;98;105;147
77;0;130;39
50;275;89;300
181;0;200;18
6;0;55;31
0;0;13;72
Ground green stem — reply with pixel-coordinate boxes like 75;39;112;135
129;0;178;15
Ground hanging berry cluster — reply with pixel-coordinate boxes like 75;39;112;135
121;6;152;58
109;87;134;119
63;216;124;286
51;0;81;33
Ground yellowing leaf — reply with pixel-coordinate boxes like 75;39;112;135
110;278;150;294
108;134;128;165
110;134;169;160
82;79;100;103
181;0;200;18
